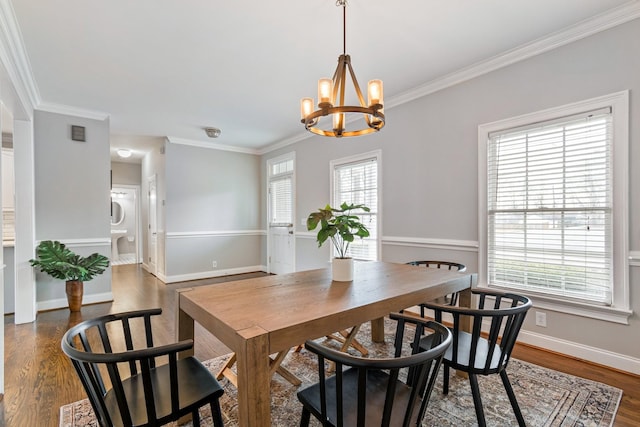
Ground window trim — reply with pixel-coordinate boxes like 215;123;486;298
478;91;631;324
330;149;382;261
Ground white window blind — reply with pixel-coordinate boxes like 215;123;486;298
269;157;294;226
487;108;613;304
333;157;378;261
270;176;292;225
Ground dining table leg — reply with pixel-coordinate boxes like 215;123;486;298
176;288;195;357
235;326;271;427
370;318;386;342
456;278;474;379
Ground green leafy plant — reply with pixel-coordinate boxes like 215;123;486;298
29;240;110;282
307;202;370;259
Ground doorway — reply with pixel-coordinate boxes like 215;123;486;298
110;185;141;265
267;154;295;274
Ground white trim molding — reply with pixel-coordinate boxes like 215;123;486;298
0;0;38;115
518;329;640;376
36;102;109;121
299;234;479;253
36;238;111;248
382;236;479;253
165;265;266;284
37;291;114;312
166;230;266;239
167;136;259;155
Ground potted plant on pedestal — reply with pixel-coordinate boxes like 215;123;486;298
307;202;370;281
29;240;110;312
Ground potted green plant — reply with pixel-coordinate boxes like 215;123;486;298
307;202;370;281
29;240;110;312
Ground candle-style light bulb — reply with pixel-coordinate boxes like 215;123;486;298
368;80;383;107
318;78;333;106
300;98;314;121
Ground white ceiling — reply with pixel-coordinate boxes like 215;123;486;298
7;0;637;161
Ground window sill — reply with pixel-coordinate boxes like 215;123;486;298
481;284;632;325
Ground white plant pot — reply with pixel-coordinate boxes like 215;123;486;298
332;257;354;282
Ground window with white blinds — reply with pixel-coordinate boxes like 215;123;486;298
332;153;379;261
270;176;292;225
269;157;294;226
487;108;613;304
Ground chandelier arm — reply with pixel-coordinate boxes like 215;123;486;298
332;56;346;107
346;61;367;108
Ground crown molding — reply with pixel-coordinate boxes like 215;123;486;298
0;0;39;115
387;1;640;109
36;102;110;121
256;131;312;155
259;1;640;154
167;136;259;155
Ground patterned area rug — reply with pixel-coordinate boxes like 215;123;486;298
60;319;622;427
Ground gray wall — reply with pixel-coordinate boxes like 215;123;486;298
33;110;112;305
164;142;263;281
263;19;640;364
111;161;141;186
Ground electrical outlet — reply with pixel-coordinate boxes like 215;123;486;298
212;261;217;269
535;311;547;327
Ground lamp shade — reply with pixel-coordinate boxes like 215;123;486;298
318;78;333;106
368;80;383;107
301;98;314;120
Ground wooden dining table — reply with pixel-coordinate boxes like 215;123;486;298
176;261;476;427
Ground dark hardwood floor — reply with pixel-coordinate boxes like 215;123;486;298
1;264;639;426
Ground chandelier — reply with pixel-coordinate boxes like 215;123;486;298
300;0;385;138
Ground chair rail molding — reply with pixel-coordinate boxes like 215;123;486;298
382;236;479;252
629;250;640;267
35;238;111;248
166;230;266;239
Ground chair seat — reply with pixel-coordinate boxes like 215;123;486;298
420;330;504;372
297;368;421;427
104;356;224;427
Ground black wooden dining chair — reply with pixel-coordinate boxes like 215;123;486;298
419;289;532;427
61;308;225;427
297;313;452;427
406;260;466;315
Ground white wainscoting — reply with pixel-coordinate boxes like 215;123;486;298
164;230;267;283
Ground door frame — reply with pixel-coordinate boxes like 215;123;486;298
146;174;158;276
266;152;296;274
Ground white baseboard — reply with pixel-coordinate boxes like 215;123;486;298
37;292;114;312
164;265;267;284
518;329;640;375
409;307;640;375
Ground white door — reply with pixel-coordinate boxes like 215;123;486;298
270;223;294;274
268;157;295;275
147;175;157;276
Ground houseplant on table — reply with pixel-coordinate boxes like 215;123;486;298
29;240;110;312
307;202;370;281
